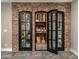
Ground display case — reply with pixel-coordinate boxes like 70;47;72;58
47;10;58;54
57;11;64;50
47;10;64;53
19;11;32;50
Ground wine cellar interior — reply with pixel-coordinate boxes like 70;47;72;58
19;9;64;53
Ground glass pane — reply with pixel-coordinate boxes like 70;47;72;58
58;23;62;30
21;39;26;48
53;31;55;40
58;34;62;38
49;22;51;30
49;39;51;48
49;31;51;39
26;30;30;35
53;21;56;30
58;13;62;22
58;31;62;35
49;22;51;27
21;31;25;39
21;23;25;30
25;34;30;47
21;13;26;22
58;39;62;47
52;13;56;21
21;31;30;48
26;33;30;39
25;14;30;22
57;13;63;49
49;26;51;30
26;23;30;31
49;13;51;21
52;41;55;50
21;31;26;48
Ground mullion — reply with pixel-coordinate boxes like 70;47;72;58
21;13;26;48
51;12;54;50
25;13;30;48
24;13;26;48
26;13;31;48
52;30;56;31
52;12;56;50
29;14;31;44
58;30;62;31
51;12;53;49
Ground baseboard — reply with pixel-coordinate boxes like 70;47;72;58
1;48;12;51
70;49;78;56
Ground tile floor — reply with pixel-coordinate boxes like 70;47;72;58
1;51;78;59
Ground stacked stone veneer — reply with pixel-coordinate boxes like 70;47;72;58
12;3;71;52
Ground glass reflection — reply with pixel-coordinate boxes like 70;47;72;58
53;21;55;30
52;41;55;50
53;31;55;40
21;23;25;30
52;13;56;21
58;23;62;30
21;13;26;22
58;13;62;22
25;14;30;22
58;39;62;47
49;13;51;21
26;23;30;31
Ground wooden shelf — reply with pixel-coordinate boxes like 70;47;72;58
35;21;46;23
35;11;47;50
36;32;46;34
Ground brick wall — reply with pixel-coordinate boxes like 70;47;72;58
12;3;71;52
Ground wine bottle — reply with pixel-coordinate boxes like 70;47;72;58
42;36;45;44
37;36;41;44
43;13;45;22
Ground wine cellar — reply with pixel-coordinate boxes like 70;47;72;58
2;1;78;58
19;9;64;54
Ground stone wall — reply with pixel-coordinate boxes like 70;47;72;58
12;3;71;52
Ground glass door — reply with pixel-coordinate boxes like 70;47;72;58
47;10;58;54
19;11;32;50
57;11;64;50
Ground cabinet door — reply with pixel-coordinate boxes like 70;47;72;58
19;11;32;50
57;11;64;50
47;10;58;54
